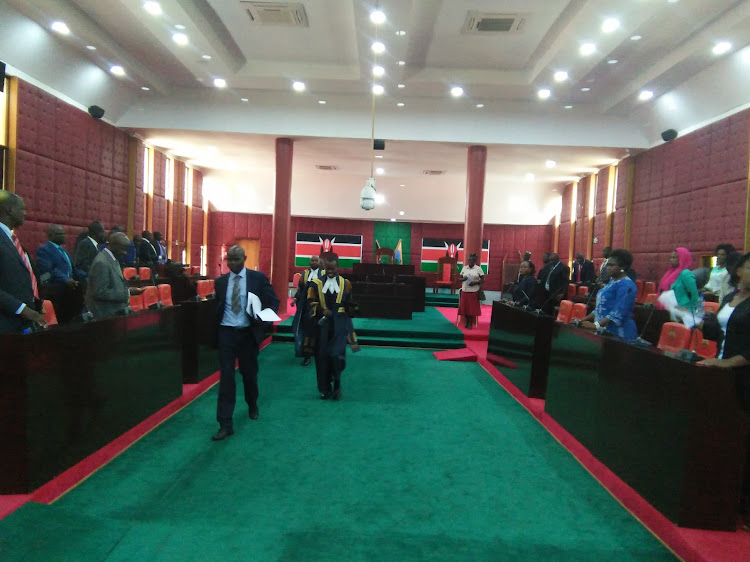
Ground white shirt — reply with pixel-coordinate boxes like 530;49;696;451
323;276;340;294
705;266;727;293
221;269;249;327
460;265;483;292
717;303;735;359
308;268;320;281
545;262;560;291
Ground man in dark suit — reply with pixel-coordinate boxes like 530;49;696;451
74;221;106;275
139;230;158;267
543;253;570;314
0;192;47;333
36;225;86;323
212;245;279;441
537;253;552;286
153;231;168;264
571;253;595;285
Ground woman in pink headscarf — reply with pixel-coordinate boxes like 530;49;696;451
657;247;699;312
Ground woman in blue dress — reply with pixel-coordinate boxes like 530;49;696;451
578;248;638;341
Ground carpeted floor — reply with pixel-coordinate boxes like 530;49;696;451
0;345;676;561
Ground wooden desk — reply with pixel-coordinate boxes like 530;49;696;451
545;324;745;530
179;299;218;384
347;274;425;313
352;264;415;276
0;307;183;493
351;282;413;319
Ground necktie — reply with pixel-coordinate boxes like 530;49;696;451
231;274;241;313
12;233;38;299
577;265;581;283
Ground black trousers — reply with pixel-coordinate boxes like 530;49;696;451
315;352;344;395
217;326;259;428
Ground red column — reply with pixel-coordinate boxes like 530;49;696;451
271;138;293;316
463;145;487;265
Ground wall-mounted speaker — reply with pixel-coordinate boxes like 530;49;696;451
373;139;385;150
88;105;105;120
661;129;678;142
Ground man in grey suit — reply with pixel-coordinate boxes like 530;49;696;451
0;192;47;333
85;232;144;320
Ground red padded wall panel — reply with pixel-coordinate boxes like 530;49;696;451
152;152;166;198
152;196;167;234
53;162;72;223
558;222;570;262
54;99;75;165
70;167;87;224
192;170;203;208
112;131;128;181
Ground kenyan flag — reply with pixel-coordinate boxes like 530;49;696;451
421;238;489;273
295;232;362;269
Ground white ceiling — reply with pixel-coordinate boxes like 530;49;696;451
2;0;750;224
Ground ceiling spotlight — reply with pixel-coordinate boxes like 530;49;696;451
564;105;573;109
538;88;551;99
399;184;405;187
141;86;150;91
396;30;406;36
51;21;70;35
172;33;188;46
607;59;618;64
579;42;596;56
450;86;464;97
667;0;680;3
476;104;484;108
372;65;385;77
638;90;654;101
371;41;385;54
397;83;405;89
202;54;212;60
399;211;405;216
545;160;557;168
553;71;568;82
372;84;385;95
86;45;96;50
397;60;405;66
370;10;386;24
213;78;227;88
375;155;383;158
601;18;620;33
630;35;642;41
713;41;732;55
397;102;405;107
175;24;186;30
110;65;125;76
292;81;305;92
318;100;326;104
375;193;386;204
143;1;162;16
376;167;385;175
524;173;535;181
581;87;591;92
241;98;249;102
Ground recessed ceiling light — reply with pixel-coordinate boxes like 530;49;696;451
667;0;680;3
399;184;405;187
564;105;573;109
397;102;405;107
86;45;96;50
476;104;484;108
553;70;568;82
371;41;385;54
581;87;591;92
241;98;249;102
372;84;385;95
630;35;642;41
141;86;150;91
398;211;404;216
318;100;326;104
538;88;551;99
396;30;406;36
143;2;162;16
713;41;732;55
172;33;188;46
292;81;305;92
202;54;212;60
375;193;385;204
110;65;125;76
579;42;596;56
375;155;383;158
372;65;385;77
175;24;186;30
524;173;535;181
397;60;405;66
390;218;396;222
213;78;226;88
601;18;620;33
397;83;405;89
370;10;386;24
450;86;464;97
545;160;557;168
607;59;618;64
376;167;385;175
638;90;654;101
51;21;70;35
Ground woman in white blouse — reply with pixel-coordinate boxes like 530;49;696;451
458;253;484;329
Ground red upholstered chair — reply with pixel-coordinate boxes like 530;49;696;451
290;272;302;297
130;293;145;311
576;286;589;297
690;329;718;359
196;279;213;298
703;301;720;315
123;267;138;280
191;266;201;275
209;279;215;293
142;286;159;309
567;284;576;299
157;284;173;306
556;300;574;323
570;303;587;321
656;322;692;353
643;293;658;304
635;279;644;299
433;256;459;294
42;300;58;326
644;281;656;295
138;267;151;280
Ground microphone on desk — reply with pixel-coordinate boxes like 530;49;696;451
633;302;656;347
536;286;564;315
519;289;533;309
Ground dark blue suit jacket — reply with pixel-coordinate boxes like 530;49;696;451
36;241;86;285
214;268;280;345
0;231;37;333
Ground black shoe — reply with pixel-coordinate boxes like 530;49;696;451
332;388;342;401
211;427;234;441
301;357;310;366
320;393;331;400
248;406;259;420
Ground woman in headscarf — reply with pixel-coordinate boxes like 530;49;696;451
657;247;699;318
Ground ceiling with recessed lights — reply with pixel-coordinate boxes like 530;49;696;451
1;0;749;224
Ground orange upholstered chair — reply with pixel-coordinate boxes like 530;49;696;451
644;281;656;295
643;293;658;304
157;284;173;306
576;285;589;296
556;300;574;323
142;286;159;309
635;279;644;299
123;267;138;280
690;329;718;359
566;284;576;299
138;267;151;280
290;272;302;297
570;303;587;321
42;300;58;326
656;322;692;353
703;301;720;315
196;279;213;298
130;293;145;311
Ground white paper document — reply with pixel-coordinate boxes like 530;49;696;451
247;292;281;322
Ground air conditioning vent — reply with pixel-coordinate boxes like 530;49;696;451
423;170;446;175
315;165;338;171
462;11;527;34
241;2;309;27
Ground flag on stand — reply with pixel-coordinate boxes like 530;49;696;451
394;239;403;264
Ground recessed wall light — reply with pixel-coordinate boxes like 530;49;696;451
175;24;186;30
292;81;305;92
396;30;406;36
371;41;385;54
51;21;70;35
86;45;96;50
398;60;405;66
213;78;226;88
638;90;654;101
397;84;405;89
372;84;385;95
553;71;568;82
630;35;642;41
202;54;212;60
538;88;551;99
241;98;249;102
318;100;326;104
110;65;125;76
141;86;150;91
172;33;188;46
397;102;405;107
601;18;620;33
476;104;484;108
450;86;464;97
564;105;573;109
581;87;591;92
370;10;386;24
372;65;385;77
545;160;557;168
390;218;396;222
579;42;597;56
143;2;162;16
607;59;618;64
712;41;732;55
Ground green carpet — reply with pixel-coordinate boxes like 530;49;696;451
0;345;675;561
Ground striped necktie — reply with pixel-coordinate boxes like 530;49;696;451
12;233;38;299
231;274;241;313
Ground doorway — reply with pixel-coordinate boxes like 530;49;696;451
236;239;260;271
